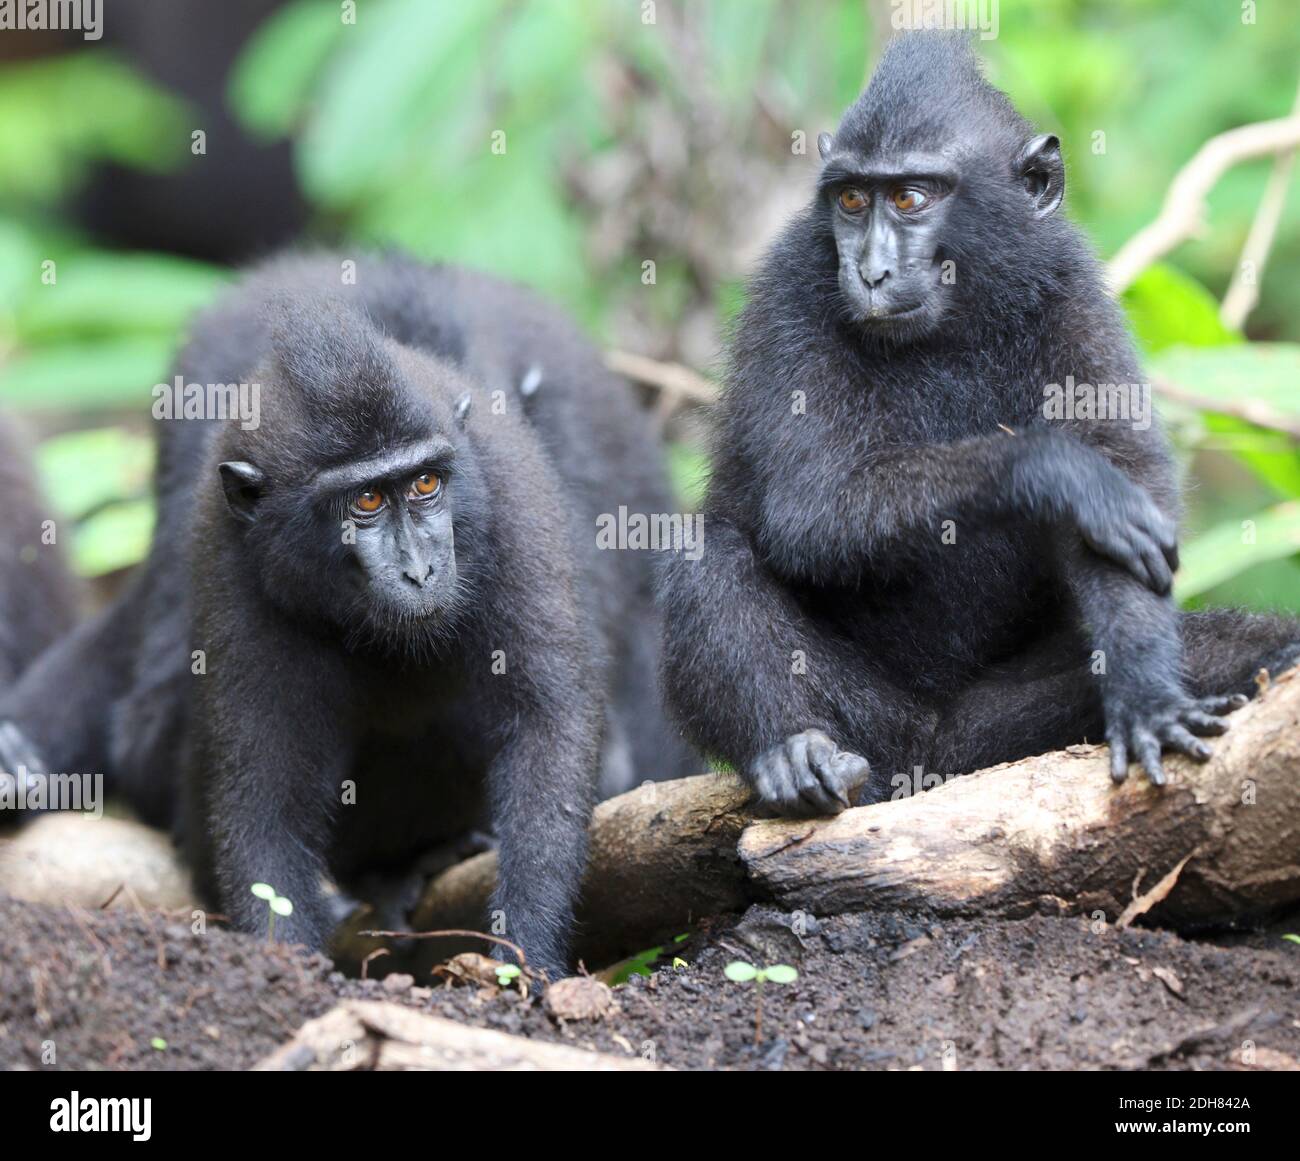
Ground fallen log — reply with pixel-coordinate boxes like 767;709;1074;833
254;1000;660;1071
410;772;755;967
410;668;1300;959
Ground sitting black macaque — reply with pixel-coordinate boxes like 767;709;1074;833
0;415;79;690
0;254;693;978
659;33;1300;815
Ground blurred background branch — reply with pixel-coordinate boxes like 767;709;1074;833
1106;109;1300;293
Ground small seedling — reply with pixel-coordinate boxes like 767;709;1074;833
495;963;522;989
150;1037;167;1052
249;882;293;942
1284;934;1300;945
724;961;798;1045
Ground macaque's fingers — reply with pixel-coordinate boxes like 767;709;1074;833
1161;722;1211;762
1196;693;1249;716
750;730;842;816
1164;539;1180;574
800;731;851;811
829;749;872;801
1139;539;1173;595
749;730;871;817
1132;727;1165;786
1181;709;1231;736
1107;728;1129;784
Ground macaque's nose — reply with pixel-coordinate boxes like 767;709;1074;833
403;560;433;587
859;261;891;289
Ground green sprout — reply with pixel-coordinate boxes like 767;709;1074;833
249;882;293;942
1284;934;1300;945
495;963;522;988
150;1037;168;1052
724;961;798;1045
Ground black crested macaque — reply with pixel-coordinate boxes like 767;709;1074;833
659;33;1300;816
0;415;79;689
0;254;693;978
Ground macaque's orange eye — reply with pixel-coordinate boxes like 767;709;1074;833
353;489;384;515
410;472;441;498
891;187;927;212
837;187;868;213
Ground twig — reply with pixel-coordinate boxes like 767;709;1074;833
1220;82;1300;328
358;928;528;968
360;947;390;981
1154;377;1300;441
1117;850;1196;928
1107;112;1300;293
606;349;717;418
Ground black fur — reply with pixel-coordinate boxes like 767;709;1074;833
0;254;692;977
0;415;79;689
659;33;1300;815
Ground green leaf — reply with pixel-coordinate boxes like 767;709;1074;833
1123;264;1241;356
1175;501;1300;601
1152;343;1300;420
150;1037;167;1051
70;500;154;577
297;0;499;207
353;144;587;308
495;964;521;982
0;336;175;410
763;964;799;984
0;55;190;202
724;961;758;983
34;427;154;522
1282;934;1300;945
604;944;664;986
250;882;277;901
228;0;347;140
1151;344;1300;497
14;252;225;341
270;896;294;917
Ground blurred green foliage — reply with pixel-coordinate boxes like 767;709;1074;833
0;0;1295;612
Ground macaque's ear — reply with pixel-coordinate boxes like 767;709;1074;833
817;132;834;161
454;393;473;426
218;461;265;523
1015;133;1064;219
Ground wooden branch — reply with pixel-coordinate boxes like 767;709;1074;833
254;1001;660;1071
1107;113;1300;294
1220;82;1300;329
410;773;755;967
408;669;1300;959
606;348;717;419
1154;376;1300;441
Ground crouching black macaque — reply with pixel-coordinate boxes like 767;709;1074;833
0;254;693;978
0;415;79;690
659;33;1300;816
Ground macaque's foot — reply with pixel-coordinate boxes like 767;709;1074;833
1107;692;1248;786
748;729;870;816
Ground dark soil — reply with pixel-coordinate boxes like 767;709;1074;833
1;896;1296;1071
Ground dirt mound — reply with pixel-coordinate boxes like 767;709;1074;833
1;896;1296;1071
